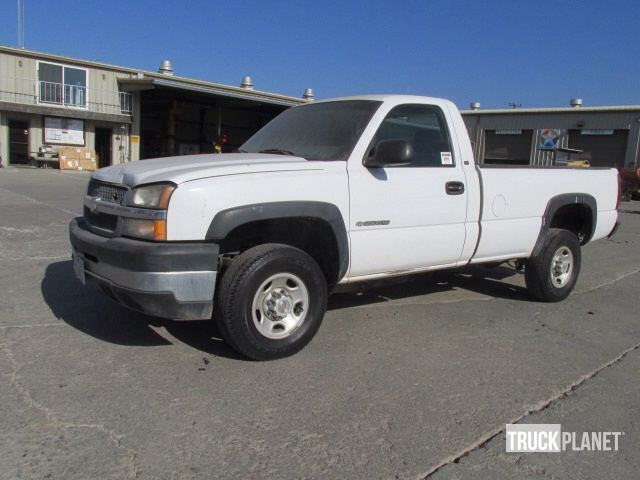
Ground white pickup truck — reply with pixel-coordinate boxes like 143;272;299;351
70;95;621;359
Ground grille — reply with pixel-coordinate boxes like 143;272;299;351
84;207;118;233
87;180;128;204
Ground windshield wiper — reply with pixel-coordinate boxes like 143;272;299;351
258;148;296;156
234;148;248;153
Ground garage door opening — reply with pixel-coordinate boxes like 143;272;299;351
483;129;533;165
138;88;286;159
568;129;628;168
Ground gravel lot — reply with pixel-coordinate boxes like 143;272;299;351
1;168;638;479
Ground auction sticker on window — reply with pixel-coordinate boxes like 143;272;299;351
441;152;453;165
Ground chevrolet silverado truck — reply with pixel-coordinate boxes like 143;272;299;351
69;95;621;360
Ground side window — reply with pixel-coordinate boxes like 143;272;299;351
367;104;454;167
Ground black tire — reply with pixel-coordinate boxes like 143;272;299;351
525;228;581;302
214;243;328;360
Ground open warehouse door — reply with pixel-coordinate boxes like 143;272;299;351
118;75;301;160
483;129;533;165
568;129;629;167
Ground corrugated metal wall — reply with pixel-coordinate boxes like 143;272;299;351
463;109;640;168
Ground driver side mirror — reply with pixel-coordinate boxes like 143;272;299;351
363;139;413;168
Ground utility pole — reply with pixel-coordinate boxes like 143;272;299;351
17;0;25;49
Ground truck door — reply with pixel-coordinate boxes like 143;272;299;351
347;103;468;278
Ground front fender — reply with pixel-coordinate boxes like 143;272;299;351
206;201;350;279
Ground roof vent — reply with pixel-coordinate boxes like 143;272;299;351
303;88;314;101
470;102;481;110
240;76;254;89
570;98;583;108
158;60;173;75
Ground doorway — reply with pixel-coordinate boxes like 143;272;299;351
9;120;29;165
95;128;112;168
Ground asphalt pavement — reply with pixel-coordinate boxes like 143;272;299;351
1;167;638;479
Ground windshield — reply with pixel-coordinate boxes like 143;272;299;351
240;100;382;161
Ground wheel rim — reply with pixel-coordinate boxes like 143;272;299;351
550;246;574;288
251;273;310;339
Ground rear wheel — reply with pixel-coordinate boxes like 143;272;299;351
214;244;327;360
525;228;581;302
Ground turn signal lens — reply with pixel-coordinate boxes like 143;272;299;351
153;220;167;241
122;218;167;241
129;183;175;209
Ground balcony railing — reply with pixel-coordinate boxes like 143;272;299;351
39;80;87;108
0;76;133;116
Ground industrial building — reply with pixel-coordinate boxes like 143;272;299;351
462;101;640;168
2;44;639;171
0;45;308;168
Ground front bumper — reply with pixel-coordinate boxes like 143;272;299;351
69;218;219;320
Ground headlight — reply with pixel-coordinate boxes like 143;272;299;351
123;183;175;240
128;183;175;209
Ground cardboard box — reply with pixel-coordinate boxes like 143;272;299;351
57;147;80;163
79;157;97;171
59;158;80;170
56;146;97;170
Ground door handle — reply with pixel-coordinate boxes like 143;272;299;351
445;181;465;195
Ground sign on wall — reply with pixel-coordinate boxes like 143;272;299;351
581;129;614;135
44;117;85;145
495;129;523;135
539;129;561;149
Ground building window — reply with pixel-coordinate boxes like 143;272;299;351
38;62;87;108
119;91;133;113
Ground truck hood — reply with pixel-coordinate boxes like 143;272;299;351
92;153;325;186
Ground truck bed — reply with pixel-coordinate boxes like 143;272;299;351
472;166;619;263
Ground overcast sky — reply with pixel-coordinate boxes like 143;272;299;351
1;0;638;109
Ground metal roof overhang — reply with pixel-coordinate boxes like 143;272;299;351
461;105;640;115
118;78;303;107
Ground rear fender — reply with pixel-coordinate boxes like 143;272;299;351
530;193;597;257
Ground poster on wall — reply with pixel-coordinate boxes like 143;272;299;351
539;129;561;149
44;117;85;145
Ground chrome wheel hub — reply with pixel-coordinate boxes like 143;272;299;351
550;246;573;288
252;273;309;339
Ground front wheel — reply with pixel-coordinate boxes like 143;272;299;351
215;244;328;360
525;228;581;302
